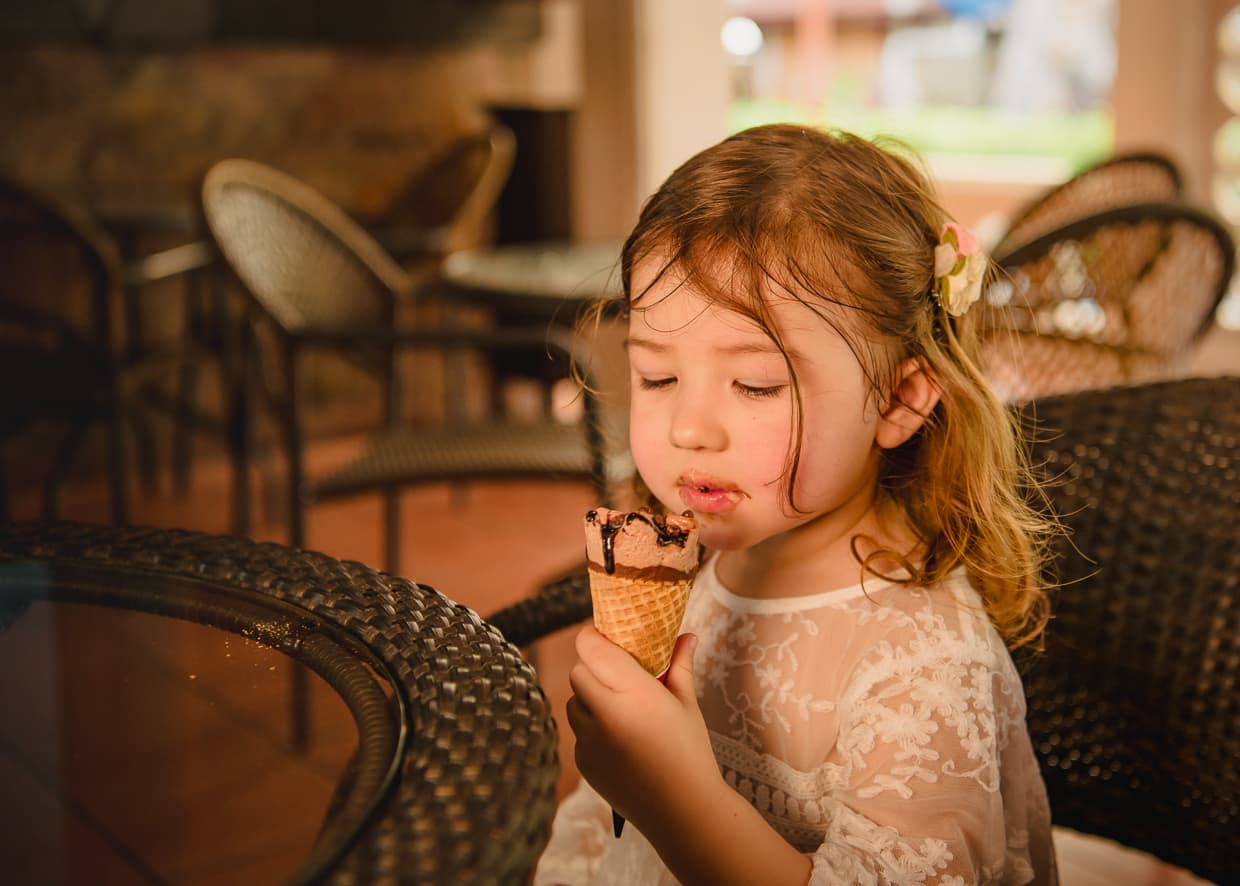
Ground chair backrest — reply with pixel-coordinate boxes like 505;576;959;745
993;152;1183;260
381;122;517;253
0;178;119;431
1018;376;1240;885
0;177;121;340
980;202;1235;400
201;159;413;333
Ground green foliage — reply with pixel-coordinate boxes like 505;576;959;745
728;99;1114;171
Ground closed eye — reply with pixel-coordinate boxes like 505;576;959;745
637;376;676;391
735;382;786;400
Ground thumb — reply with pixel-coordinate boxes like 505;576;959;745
663;632;699;706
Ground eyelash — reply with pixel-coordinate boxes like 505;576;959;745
736;382;785;400
636;377;785;400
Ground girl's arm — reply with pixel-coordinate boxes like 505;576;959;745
567;627;813;886
643;774;813;886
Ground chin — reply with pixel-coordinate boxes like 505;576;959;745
694;522;756;552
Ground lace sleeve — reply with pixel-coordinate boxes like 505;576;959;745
809;616;1038;886
532;778;614;886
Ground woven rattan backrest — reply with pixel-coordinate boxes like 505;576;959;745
1018;376;1240;884
0;177;121;340
0;179;122;436
980;202;1235;400
383;123;516;240
994;153;1183;260
202;159;413;333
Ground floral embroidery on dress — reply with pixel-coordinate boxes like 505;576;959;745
695;606;836;746
839;605;1014;802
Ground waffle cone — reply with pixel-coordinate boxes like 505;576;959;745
589;570;693;677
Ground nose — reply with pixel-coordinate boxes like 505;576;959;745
669;391;727;451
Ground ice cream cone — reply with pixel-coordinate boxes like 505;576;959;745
584;507;699;838
584;508;699;678
588;571;693;676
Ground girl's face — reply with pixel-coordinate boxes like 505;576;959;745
627;258;887;553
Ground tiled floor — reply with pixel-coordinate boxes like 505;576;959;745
6;339;1234;884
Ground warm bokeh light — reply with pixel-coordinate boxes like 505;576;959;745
720;16;763;58
1220;4;1240;56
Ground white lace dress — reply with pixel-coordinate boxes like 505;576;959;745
534;555;1057;886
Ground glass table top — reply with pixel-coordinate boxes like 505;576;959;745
440;240;624;310
0;569;402;886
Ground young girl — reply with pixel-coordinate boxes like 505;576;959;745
535;124;1058;885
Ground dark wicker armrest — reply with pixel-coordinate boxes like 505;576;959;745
487;566;592;648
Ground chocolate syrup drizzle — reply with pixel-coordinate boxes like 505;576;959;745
585;509;693;575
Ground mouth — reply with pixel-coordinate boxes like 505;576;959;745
676;473;743;515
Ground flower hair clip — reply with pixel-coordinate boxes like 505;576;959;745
934;222;987;316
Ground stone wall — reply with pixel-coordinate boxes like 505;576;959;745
1;45;500;220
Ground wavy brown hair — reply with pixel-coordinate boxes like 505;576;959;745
603;123;1053;650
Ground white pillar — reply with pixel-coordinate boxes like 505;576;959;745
1113;0;1231;203
632;0;731;201
572;0;730;241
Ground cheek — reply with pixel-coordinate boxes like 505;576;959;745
784;449;836;505
740;417;795;486
789;416;880;501
627;408;662;479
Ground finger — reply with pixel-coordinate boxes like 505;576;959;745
567;655;614;711
663;632;699;706
564;694;595;738
574;624;648;690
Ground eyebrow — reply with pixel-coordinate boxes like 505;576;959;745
627;336;805;364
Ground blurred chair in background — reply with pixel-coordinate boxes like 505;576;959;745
0;178;129;523
980;201;1234;400
0;177;211;523
124;233;233;502
372;122;525;425
200;158;606;577
991;152;1183;260
371;121;517;271
0;177;239;526
154;124;517;516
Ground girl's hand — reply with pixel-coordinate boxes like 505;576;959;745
565;626;724;835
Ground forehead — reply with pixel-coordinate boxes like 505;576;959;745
628;253;844;350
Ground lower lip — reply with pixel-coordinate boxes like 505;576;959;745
678;484;740;515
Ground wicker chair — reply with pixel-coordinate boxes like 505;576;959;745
487;376;1240;884
156;128;516;515
371;121;517;265
980;202;1234;400
992;152;1183;261
0;178;131;523
201;158;605;577
1017;376;1240;885
368;122;531;419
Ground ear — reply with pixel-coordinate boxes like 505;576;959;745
876;358;942;450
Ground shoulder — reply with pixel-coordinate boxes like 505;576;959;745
852;569;1002;644
842;571;1022;706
